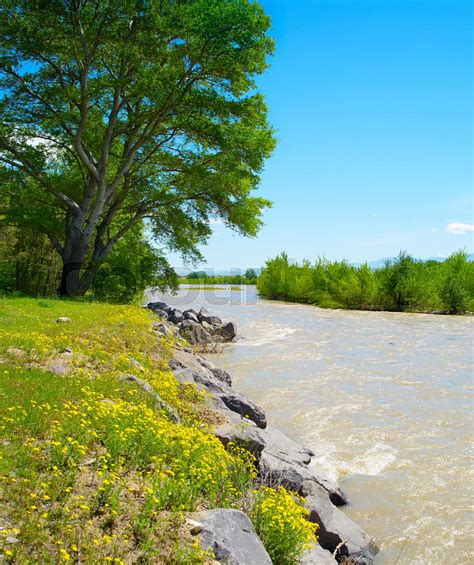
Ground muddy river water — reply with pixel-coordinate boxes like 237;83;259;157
148;285;473;564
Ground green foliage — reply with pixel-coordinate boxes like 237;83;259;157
0;224;178;303
0;0;275;296
250;487;316;564
258;251;474;314
183;272;257;285
91;228;178;304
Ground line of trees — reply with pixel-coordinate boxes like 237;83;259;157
257;251;474;314
184;269;257;285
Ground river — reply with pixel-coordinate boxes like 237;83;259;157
147;285;473;564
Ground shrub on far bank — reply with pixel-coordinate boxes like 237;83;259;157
257;250;474;314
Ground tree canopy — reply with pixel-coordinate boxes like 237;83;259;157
0;0;275;296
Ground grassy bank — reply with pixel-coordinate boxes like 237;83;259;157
0;298;315;563
257;251;474;314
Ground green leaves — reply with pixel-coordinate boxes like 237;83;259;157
0;0;275;295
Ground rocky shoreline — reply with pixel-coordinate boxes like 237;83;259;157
148;301;378;564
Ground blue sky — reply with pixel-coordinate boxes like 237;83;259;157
170;0;473;272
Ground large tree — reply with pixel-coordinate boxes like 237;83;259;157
0;0;275;296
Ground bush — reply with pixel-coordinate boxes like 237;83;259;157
258;250;474;314
249;486;316;563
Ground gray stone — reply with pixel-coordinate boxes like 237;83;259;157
210;367;232;386
171;367;196;385
153;322;174;337
212;408;266;458
209;315;224;327
190;370;266;429
147;301;168;312
168;308;184;324
152;308;169;320
213;321;237;341
6;347;25;357
179;319;212;345
300;543;337;564
195;509;271;565
260;426;312;466
197;306;211;322
259;452;348;507
303;482;378;564
183;309;200;323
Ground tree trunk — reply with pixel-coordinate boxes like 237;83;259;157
59;260;84;297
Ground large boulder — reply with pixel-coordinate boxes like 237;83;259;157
147;301;168;312
183;309;200;323
198;306;222;327
259;426;313;466
193;509;271;565
167;308;184;324
179;319;212;345
303;481;378;564
259;451;348;507
213;321;237;341
190;370;267;429
300;543;337;564
210;367;232;386
212;407;266;458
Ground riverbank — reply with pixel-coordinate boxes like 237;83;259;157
148;285;473;563
0;297;376;563
257;251;474;314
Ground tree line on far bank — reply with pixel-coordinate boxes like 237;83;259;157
257;251;474;314
182;269;257;285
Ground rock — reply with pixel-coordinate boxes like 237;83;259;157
197;306;211;322
190;370;266;429
6;347;25;358
183;309;200;323
210;316;224;327
300;543;337;564
213;321;237;341
147;301;169;312
212;408;266;458
194;509;271;565
153;322;174;337
56;317;71;324
201;320;215;333
172;368;196;385
48;363;69;376
120;374;180;424
303;482;378;564
170;348;216;378
179;319;213;345
152;308;169;320
260;426;313;466
185;518;204;535
210;367;232;386
168;308;184;324
259;452;348;506
301;476;348;508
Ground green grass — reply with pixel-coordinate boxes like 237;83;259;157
0;298;317;563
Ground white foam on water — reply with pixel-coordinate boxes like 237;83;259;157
313;442;398;479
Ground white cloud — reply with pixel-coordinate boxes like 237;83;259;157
208;218;224;225
444;222;474;235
